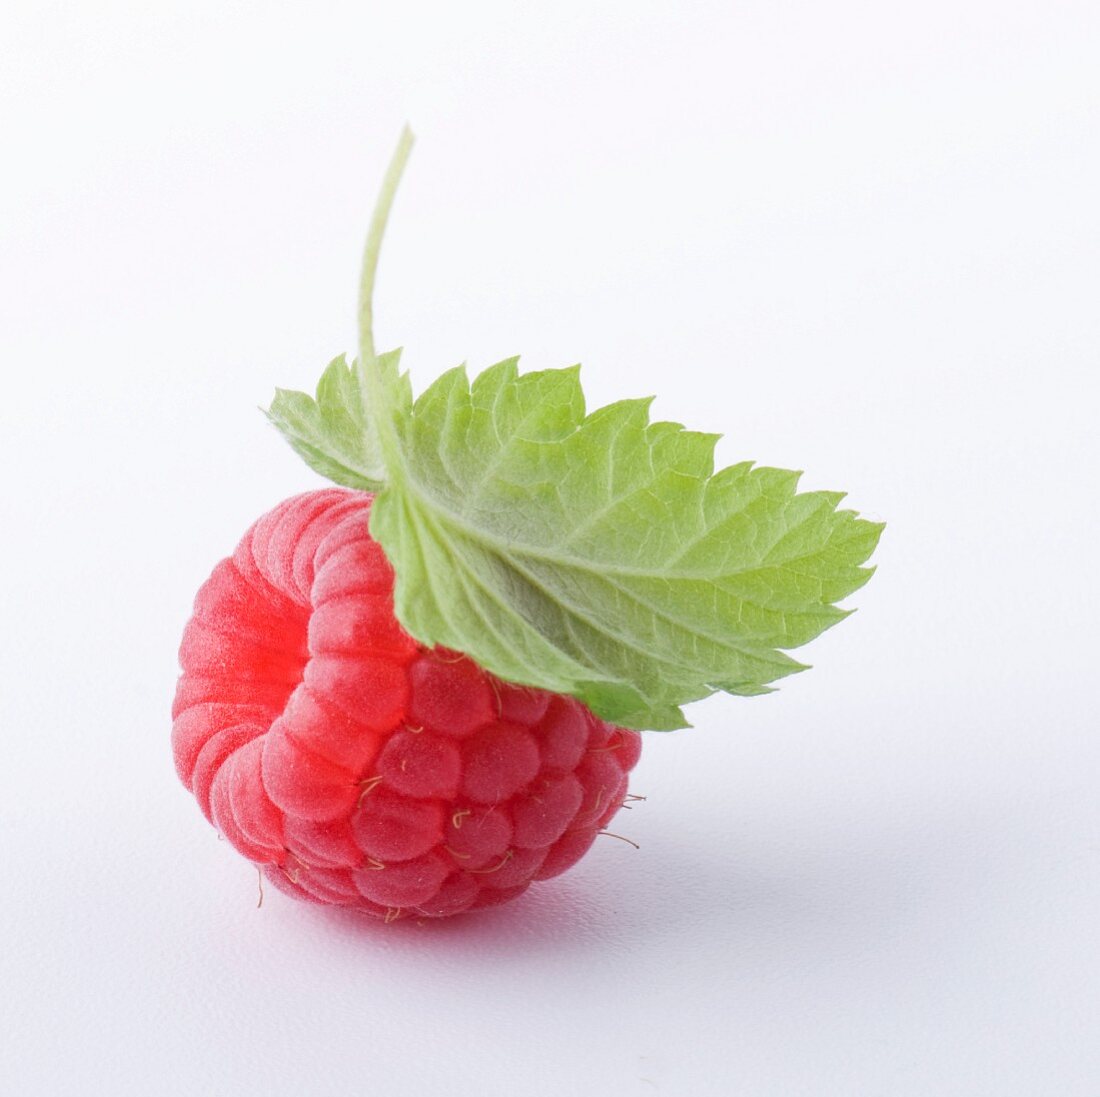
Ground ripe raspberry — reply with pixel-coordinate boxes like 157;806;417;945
172;489;642;920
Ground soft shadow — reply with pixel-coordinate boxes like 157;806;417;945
295;790;1019;962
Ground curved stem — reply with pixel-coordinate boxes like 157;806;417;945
358;125;415;363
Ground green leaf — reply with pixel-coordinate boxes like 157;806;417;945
265;355;387;491
366;355;884;730
268;128;883;731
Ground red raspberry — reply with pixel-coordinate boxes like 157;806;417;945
172;489;642;920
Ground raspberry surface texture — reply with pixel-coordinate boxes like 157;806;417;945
173;489;642;919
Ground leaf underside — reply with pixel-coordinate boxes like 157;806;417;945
266;355;386;491
350;354;884;730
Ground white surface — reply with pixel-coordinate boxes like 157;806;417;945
2;2;1098;1094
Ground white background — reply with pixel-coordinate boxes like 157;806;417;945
2;2;1098;1094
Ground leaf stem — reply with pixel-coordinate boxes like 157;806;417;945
358;124;415;364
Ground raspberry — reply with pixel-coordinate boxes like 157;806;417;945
172;489;642;920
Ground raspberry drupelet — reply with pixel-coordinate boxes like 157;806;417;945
172;489;642;920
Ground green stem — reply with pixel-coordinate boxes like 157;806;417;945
356;125;415;484
358;124;415;363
